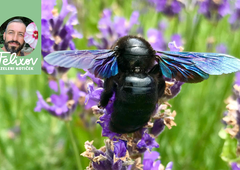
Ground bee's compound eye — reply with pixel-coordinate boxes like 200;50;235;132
114;46;119;51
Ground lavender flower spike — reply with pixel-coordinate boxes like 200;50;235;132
41;0;82;75
35;79;80;119
229;0;240;30
198;0;231;21
81;140;133;170
137;133;159;151
88;9;139;49
148;0;183;17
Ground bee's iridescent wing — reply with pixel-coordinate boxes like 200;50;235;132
156;51;240;83
44;50;118;79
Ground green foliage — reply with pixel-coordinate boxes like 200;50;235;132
219;129;240;163
0;0;239;170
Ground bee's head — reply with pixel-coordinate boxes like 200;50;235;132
113;35;156;73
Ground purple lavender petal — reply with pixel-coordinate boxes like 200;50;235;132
92;159;113;170
42;51;50;58
143;159;154;170
147;29;166;51
216;44;227;54
84;71;104;87
69;40;76;50
218;0;231;17
87;83;94;94
151;0;182;16
64;18;82;40
129;11;139;28
152;160;161;170
228;1;240;30
70;82;81;102
41;0;56;20
34;91;50;112
85;85;104;109
99;112;111;127
98;9;113;37
41;36;54;53
171;34;182;47
67;8;78;25
143;151;159;161
41;19;52;39
59;35;71;50
150;119;165;136
103;8;112;17
235;72;240;86
88;37;109;49
59;25;68;40
199;0;208;14
158;20;168;31
98;113;120;139
98;121;120;139
229;12;239;24
78;72;87;82
49;80;58;92
114;17;127;37
79;91;87;97
155;0;166;12
137;133;159;151
105;93;115;114
235;110;240;139
165;162;173;170
42;61;55;74
168;41;181;52
59;79;68;95
50;106;66;115
88;37;98;47
114;140;127;158
50;94;68;106
199;0;230;20
72;29;83;39
171;0;182;14
232;162;240;170
237;0;240;9
127;165;132;170
59;0;71;20
169;81;184;99
112;160;123;170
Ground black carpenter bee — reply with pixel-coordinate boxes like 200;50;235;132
45;35;240;133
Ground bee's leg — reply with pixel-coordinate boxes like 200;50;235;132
99;78;115;107
157;77;166;99
149;64;166;98
148;64;160;74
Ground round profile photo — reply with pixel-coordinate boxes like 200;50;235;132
0;16;38;56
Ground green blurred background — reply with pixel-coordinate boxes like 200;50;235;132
1;0;240;170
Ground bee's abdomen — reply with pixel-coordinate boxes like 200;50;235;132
109;74;158;133
120;75;157;101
